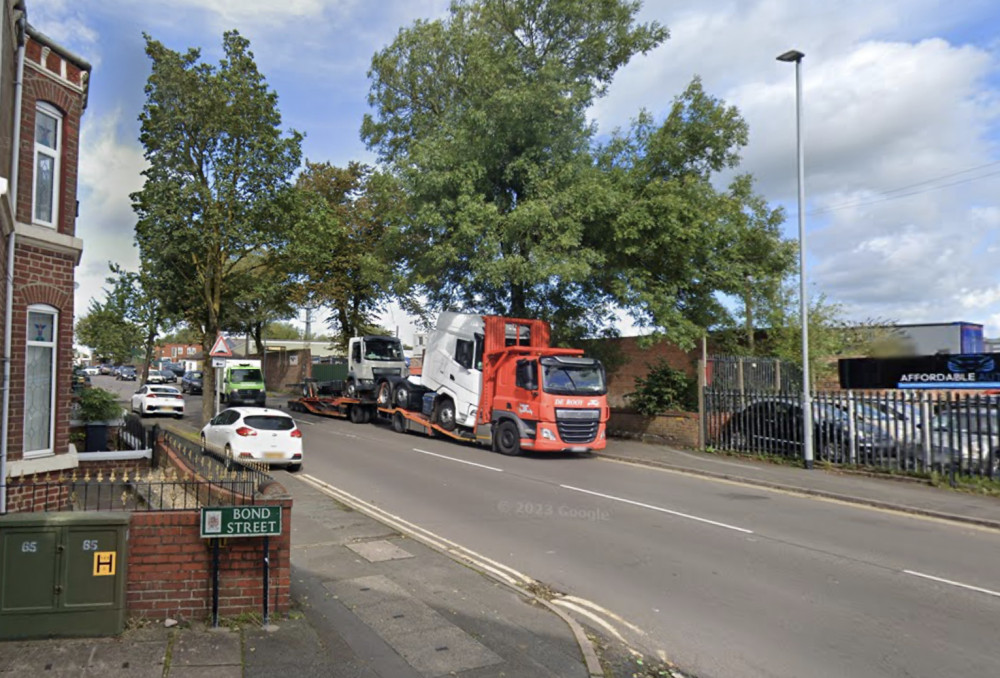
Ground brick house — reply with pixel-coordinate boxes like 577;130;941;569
154;343;200;362
1;0;91;508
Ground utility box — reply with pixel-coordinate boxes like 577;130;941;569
0;512;129;639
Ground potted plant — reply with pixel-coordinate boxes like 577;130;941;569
74;387;125;452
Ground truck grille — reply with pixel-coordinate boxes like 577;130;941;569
555;409;601;444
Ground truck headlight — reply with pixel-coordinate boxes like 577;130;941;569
540;427;556;441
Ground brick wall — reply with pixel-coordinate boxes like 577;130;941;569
585;336;703;409
127;501;291;621
6;243;76;461
609;410;700;449
3;473;70;512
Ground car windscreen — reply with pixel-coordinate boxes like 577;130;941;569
230;368;262;383
189;372;202;379
150;387;180;396
243;415;294;431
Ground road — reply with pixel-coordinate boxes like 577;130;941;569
102;377;1000;678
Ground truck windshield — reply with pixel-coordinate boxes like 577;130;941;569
540;357;606;395
364;338;403;361
231;368;262;384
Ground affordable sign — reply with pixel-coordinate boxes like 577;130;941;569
839;353;1000;390
200;505;282;538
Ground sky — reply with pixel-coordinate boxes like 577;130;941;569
26;0;1000;343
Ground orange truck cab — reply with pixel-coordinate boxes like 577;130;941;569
380;313;609;455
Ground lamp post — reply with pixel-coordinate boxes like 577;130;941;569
777;49;813;470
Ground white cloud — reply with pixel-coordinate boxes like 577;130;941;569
74;108;147;318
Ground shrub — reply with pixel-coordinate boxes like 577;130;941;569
626;361;698;415
76;387;124;422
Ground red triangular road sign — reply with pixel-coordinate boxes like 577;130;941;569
209;334;232;358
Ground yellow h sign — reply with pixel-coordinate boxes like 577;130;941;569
93;551;116;576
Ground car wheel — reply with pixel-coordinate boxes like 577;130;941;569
819;441;843;463
729;430;748;450
495;420;521;456
436;398;456;432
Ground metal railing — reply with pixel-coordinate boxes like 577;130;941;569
704;388;1000;480
706;356;801;393
4;428;275;512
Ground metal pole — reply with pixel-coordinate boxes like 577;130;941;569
212;538;220;628
778;49;812;470
262;535;270;626
795;56;813;470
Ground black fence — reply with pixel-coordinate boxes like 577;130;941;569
706;356;801;392
704;388;1000;480
4;426;275;512
119;413;153;451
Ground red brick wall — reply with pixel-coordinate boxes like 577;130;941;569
3;473;71;512
6;243;75;461
16;39;85;236
264;349;309;393
588;336;703;409
608;410;700;449
127;503;291;621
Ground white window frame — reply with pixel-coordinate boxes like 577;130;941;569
32;102;62;228
24;304;58;458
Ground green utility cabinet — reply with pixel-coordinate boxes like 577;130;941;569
0;512;129;638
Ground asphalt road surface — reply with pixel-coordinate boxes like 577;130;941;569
103;378;1000;678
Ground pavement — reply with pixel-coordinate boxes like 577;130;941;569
2;425;999;677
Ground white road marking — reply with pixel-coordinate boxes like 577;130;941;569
903;570;1000;598
292;418;315;426
557;595;646;635
412;448;504;472
560;484;754;534
553;599;627;643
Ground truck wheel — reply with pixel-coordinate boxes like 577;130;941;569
495;420;521;456
376;381;393;408
392;411;407;433
346;379;357;398
349;405;365;424
436;398;456;431
393;382;411;410
361;407;372;424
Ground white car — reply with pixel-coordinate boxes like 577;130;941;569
146;369;167;384
200;407;302;471
131;385;185;418
83;366;100;376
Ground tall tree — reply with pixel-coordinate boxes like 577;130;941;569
131;31;302;420
362;0;666;331
596;79;795;349
286;162;402;350
74;303;143;366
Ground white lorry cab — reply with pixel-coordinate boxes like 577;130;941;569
345;336;408;398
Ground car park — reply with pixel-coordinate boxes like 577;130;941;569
200;407;302;471
146;369;167;384
928;405;1000;474
131;385;184;418
723;398;895;463
181;370;203;395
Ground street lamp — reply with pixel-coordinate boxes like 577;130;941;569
777;49;813;470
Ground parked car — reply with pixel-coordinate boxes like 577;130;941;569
131;385;184;418
146;369;167;384
99;364;113;375
181;370;203;395
928;405;1000;474
166;363;186;378
83;365;100;376
160;368;177;383
72;367;91;392
723;398;895;463
118;366;137;381
200;407;302;471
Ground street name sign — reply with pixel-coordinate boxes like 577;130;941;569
200;506;282;538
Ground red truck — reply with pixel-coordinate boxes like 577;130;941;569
375;313;609;455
